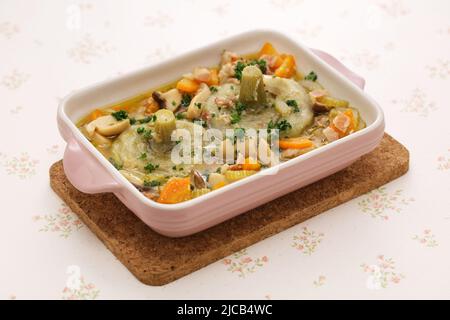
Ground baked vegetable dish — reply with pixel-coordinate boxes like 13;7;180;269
77;42;366;204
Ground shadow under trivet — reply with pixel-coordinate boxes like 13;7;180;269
49;133;409;286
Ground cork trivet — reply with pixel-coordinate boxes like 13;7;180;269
49;133;409;286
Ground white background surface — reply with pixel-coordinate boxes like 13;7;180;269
0;0;449;299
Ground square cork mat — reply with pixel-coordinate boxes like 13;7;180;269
49;133;409;286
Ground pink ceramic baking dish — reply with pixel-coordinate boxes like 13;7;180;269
58;30;384;237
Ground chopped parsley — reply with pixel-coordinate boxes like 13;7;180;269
138;152;147;160
210;86;218;93
111;110;128;121
144;163;159;173
235;102;247;114
230;112;241;124
305;71;318;82
195;102;202;109
136;127;145;134
286;100;299;112
142;129;152;140
137;127;152;140
230;102;247;124
267;119;292;132
138;115;157;124
181;94;192;107
175;112;185;120
234;59;267;80
171;101;177;106
143;180;161;188
129;117;137;125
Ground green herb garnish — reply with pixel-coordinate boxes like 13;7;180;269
175;112;185;120
111;110;128;121
210;86;218;93
305;71;318;82
138;152;147;160
144;163;159;173
230;112;241;124
268;119;292;132
137;127;145;134
138;115;156;124
286;100;299;112
234;59;267;80
181;94;192;107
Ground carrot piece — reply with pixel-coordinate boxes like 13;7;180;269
259;42;278;57
279;138;313;150
176;78;200;93
344;109;356;132
157;177;192;204
274;54;296;78
241;157;261;171
89;109;105;121
212;181;227;190
207;69;219;86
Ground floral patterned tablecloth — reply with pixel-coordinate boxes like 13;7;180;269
1;0;449;300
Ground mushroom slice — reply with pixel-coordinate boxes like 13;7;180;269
152;88;182;112
190;169;207;189
186;83;211;120
91;131;111;147
92;115;130;137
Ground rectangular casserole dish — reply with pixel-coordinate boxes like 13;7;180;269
57;29;384;237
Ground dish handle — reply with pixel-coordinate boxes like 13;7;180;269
311;48;365;90
63;137;121;194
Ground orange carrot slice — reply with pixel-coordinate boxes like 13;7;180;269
274;54;296;78
157;177;192;204
241;157;261;171
259;42;278;57
279;138;313;150
176;78;200;93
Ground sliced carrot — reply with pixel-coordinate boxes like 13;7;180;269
274;54;296;78
344;109;357;132
212;181;227;190
176;78;200;93
157;177;192;204
241;157;261;171
259;42;278;57
279;138;313;150
88;109;105;121
207;69;219;86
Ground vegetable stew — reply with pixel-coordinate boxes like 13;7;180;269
77;42;366;204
